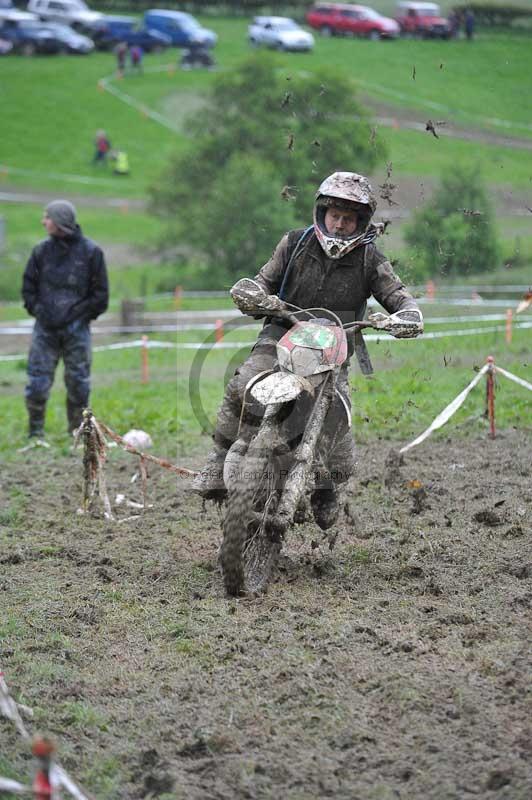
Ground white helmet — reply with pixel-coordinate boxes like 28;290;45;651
314;172;377;259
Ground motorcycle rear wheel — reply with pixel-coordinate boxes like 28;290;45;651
221;424;283;596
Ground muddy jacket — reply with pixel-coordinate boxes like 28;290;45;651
22;225;108;330
253;226;418;374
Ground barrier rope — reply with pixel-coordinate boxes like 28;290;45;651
74;411;196;521
400;359;531;453
0;671;93;799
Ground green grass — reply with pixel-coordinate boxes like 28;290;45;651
0;21;531;200
0;326;529;461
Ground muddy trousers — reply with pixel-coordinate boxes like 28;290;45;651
213;342;356;485
25;319;91;436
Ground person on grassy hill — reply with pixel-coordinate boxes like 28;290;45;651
110;149;130;176
93;129;111;165
192;171;423;526
464;9;475;40
21;200;109;440
115;40;127;77
130;44;143;74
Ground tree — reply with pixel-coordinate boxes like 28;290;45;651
151;53;386;286
404;164;499;279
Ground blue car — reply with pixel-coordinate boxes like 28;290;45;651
143;9;217;48
0;12;61;54
90;15;171;52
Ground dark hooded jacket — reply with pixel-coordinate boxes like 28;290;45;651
22;225;108;329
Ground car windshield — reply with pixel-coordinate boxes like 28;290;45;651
273;20;299;31
359;8;382;20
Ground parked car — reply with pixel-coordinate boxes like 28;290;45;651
306;3;400;39
27;0;102;30
38;21;93;52
0;11;61;54
395;2;450;38
248;16;314;51
0;36;13;53
143;9;217;48
89;15;171;52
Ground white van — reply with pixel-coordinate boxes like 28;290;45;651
27;0;102;28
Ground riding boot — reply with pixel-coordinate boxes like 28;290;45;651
66;399;85;434
311;480;340;531
191;442;229;499
26;398;46;439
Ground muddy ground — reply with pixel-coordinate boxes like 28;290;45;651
1;430;531;799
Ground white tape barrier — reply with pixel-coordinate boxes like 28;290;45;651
399;362;532;454
399;365;489;453
0;671;92;800
1;322;532;362
2;314;530;338
0;776;29;794
495;365;532;392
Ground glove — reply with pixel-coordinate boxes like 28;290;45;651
231;278;287;317
387;309;424;339
368;310;423;339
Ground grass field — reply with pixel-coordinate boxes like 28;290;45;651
0;323;529;461
1;21;531;199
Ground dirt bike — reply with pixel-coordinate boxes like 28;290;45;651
219;280;409;597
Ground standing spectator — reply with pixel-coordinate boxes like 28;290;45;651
130;44;143;74
115;40;127;76
111;149;130;176
448;10;460;38
464;9;475;40
93;129;111;165
21;201;109;440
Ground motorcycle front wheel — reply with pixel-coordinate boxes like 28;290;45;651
220;421;283;596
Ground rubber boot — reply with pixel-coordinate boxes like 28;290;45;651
311;481;340;531
191;442;228;500
66;399;84;435
26;398;46;439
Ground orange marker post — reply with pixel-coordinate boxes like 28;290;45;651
215;319;224;343
485;356;496;439
141;335;149;384
174;285;183;310
426;279;435;302
505;308;513;344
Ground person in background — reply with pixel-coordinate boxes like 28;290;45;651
93;129;111;165
464;9;475;40
111;149;130;176
130;44;143;73
21;201;109;440
448;10;461;38
115;40;127;76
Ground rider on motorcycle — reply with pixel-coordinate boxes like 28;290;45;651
192;171;423;526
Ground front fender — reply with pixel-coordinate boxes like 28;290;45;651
250;371;314;405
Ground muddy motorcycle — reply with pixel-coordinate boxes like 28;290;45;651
219;280;399;597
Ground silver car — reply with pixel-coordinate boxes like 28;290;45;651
248;16;315;52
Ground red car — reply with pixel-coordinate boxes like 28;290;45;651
306;3;400;39
395;2;450;38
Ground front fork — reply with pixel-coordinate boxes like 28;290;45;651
271;374;333;535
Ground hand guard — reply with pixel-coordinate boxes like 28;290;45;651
369;309;423;339
231;278;287;317
387;309;424;338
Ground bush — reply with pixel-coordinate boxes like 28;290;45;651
150;53;386;288
404;164;499;279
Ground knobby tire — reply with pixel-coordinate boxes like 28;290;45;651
221;424;282;596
